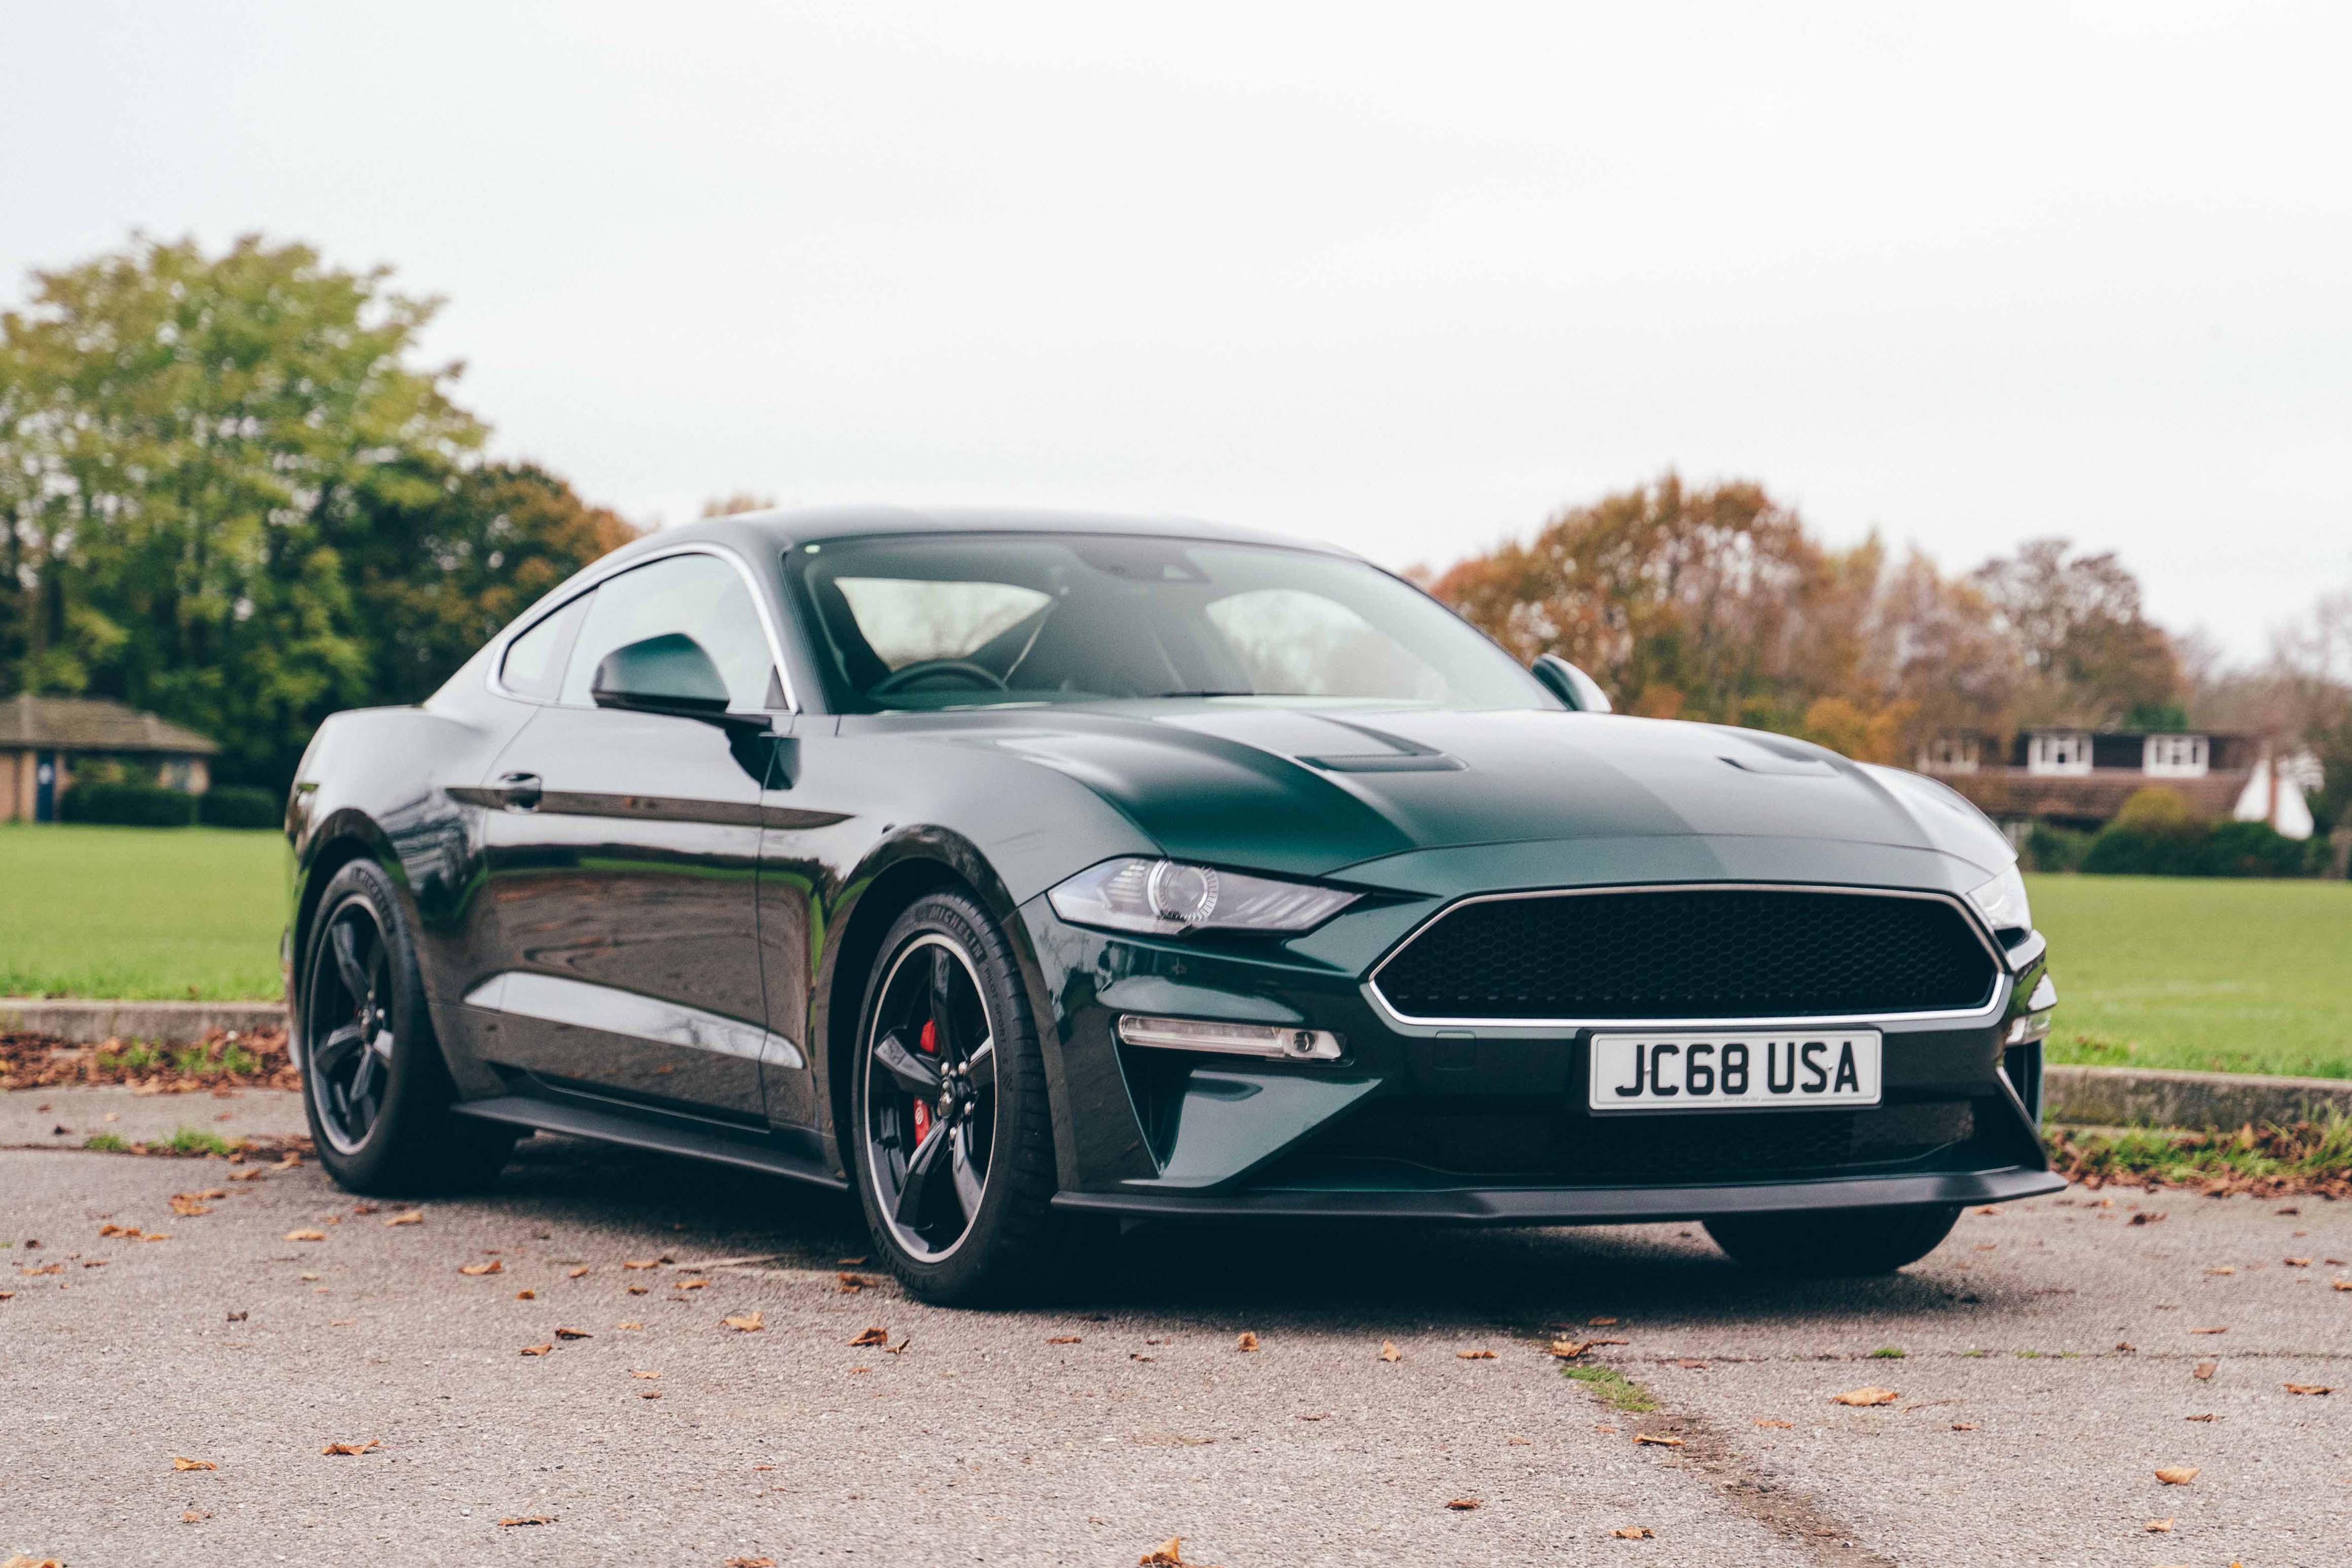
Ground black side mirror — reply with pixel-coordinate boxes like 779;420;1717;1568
1531;654;1613;713
592;633;770;736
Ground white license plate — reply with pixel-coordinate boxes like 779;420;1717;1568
1588;1031;1882;1111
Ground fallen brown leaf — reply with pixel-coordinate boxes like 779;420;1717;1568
321;1440;381;1456
639;1389;662;1399
2186;1413;2216;1421
283;1229;327;1243
383;1210;423;1227
725;1311;769;1334
838;1272;873;1292
172;1456;217;1471
632;1369;661;1378
515;1289;536;1301
676;1278;710;1291
845;1324;887;1346
1138;1539;1187;1566
1588;1316;1619;1326
496;1515;553;1527
2188;1325;2227;1334
1379;1340;1402;1362
627;1285;648;1295
1457;1348;1496;1360
520;1343;554;1357
2205;1265;2235;1275
1752;1418;1793;1429
1445;1497;1482;1510
2335;1279;2352;1292
1951;1422;1979;1431
458;1259;502;1276
2194;1362;2217;1380
725;1558;776;1567
2284;1382;2333;1396
1632;1433;1683;1447
1237;1331;1260;1352
2284;1257;2311;1267
1612;1525;1653;1539
2128;1211;2164;1226
1047;1335;1083;1344
2154;1466;2199;1485
554;1326;591;1340
567;1266;589;1279
2145;1517;2174;1533
182;1509;210;1523
1831;1387;1900;1407
886;1334;911;1355
1548;1339;1590;1359
621;1259;661;1270
169;1196;212;1217
616;1320;643;1330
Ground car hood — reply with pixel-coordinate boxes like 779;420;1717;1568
940;704;2016;886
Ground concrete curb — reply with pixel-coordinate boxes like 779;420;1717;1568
5;1000;2346;1129
2045;1063;2352;1130
0;998;285;1044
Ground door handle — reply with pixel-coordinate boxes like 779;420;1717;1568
495;772;543;811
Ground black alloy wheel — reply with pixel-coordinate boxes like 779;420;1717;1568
861;932;999;1262
850;890;1067;1303
297;859;516;1194
304;897;399;1155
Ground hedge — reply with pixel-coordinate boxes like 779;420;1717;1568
198;785;281;829
58;781;200;827
2080;816;2319;878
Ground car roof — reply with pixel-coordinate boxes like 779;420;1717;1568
605;504;1362;563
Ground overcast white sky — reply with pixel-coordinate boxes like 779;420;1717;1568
5;1;2347;657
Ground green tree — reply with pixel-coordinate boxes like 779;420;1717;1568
0;234;486;786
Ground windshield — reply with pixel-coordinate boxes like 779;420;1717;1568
787;533;1551;714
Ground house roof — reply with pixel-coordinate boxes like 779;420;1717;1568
0;695;219;755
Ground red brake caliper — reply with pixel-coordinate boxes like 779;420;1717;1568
912;1018;939;1143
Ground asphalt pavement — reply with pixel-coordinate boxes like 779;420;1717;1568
3;1087;2347;1566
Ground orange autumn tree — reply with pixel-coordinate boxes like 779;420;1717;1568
1428;474;2020;763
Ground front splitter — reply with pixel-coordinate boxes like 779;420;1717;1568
1051;1165;2067;1223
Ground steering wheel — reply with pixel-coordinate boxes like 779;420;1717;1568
871;659;1010;698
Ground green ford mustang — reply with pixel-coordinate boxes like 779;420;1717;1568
284;507;2062;1302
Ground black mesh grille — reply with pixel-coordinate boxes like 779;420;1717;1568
1374;887;1996;1020
1268;1097;1981;1186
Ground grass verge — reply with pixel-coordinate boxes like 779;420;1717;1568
2029;873;2352;1080
0;822;283;1000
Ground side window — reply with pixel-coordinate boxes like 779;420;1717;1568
557;553;777;712
498;593;592;702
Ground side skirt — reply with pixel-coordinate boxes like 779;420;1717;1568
450;1083;846;1192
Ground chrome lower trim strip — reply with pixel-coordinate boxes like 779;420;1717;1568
462;971;805;1069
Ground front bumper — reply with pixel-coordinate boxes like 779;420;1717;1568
1017;852;2061;1222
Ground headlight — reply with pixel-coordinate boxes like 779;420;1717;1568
1967;863;2033;937
1047;857;1357;936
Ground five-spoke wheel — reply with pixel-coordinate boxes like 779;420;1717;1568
304;897;399;1155
860;932;999;1262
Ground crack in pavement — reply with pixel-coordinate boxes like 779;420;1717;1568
1563;1368;1902;1567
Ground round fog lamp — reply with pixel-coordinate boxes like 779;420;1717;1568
1146;862;1220;926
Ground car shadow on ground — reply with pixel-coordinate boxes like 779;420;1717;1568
490;1133;2015;1335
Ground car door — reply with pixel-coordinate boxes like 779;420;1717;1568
472;549;793;1121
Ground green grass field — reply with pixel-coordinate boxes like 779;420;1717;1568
2;825;2345;1075
2031;873;2352;1081
0;822;285;1001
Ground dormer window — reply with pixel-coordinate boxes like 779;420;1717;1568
2027;732;2091;776
2143;734;2209;778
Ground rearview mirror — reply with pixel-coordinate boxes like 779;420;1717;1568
1531;654;1613;713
